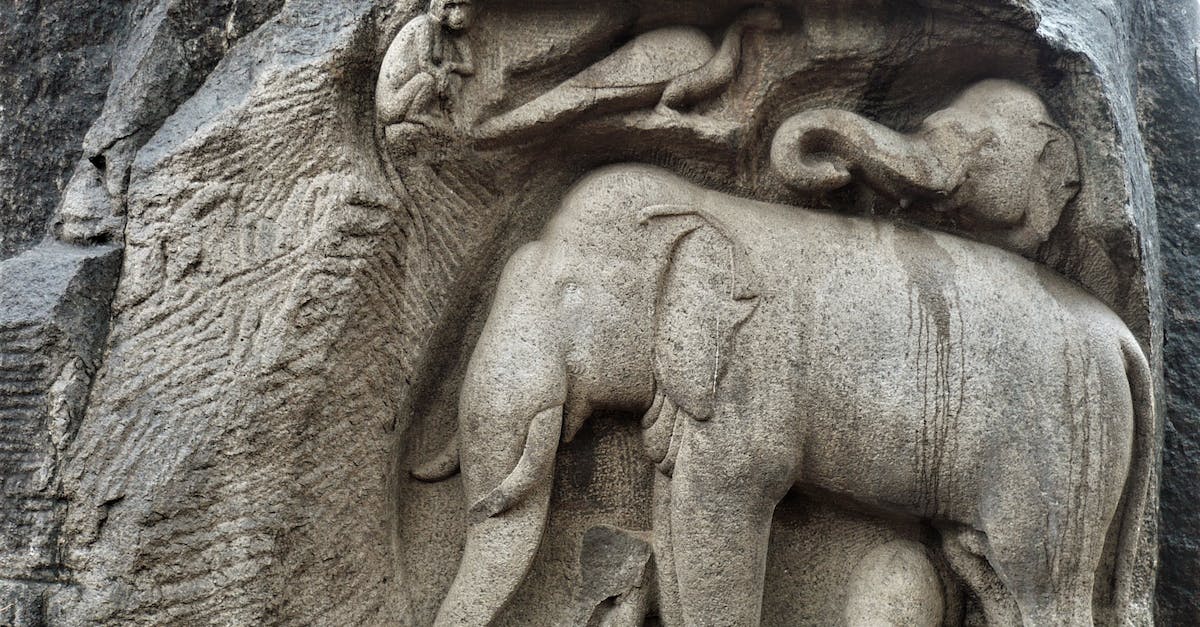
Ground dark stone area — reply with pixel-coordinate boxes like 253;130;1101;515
0;0;129;259
1137;2;1200;622
0;0;287;260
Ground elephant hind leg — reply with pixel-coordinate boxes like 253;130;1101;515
980;435;1128;624
982;516;1100;626
939;525;1020;625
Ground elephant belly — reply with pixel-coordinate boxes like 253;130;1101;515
789;313;1130;526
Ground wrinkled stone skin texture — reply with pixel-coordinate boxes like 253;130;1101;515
0;0;1195;624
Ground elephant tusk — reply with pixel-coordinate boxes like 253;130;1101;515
658;402;693;477
642;392;674;464
412;431;461;482
469;405;563;521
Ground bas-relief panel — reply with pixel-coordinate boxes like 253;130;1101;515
377;1;1156;625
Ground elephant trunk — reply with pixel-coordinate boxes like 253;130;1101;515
770;109;956;202
433;239;570;626
434;405;562;627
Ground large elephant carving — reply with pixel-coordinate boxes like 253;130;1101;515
424;164;1154;626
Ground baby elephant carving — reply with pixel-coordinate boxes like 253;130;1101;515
426;164;1153;626
772;80;1080;257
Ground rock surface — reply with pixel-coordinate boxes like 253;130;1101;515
0;1;127;258
0;0;1195;624
0;243;120;625
1135;2;1200;623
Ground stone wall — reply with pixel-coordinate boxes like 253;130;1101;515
0;1;1195;624
1136;1;1200;623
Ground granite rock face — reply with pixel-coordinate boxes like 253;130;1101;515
0;0;1195;625
0;1;127;258
1136;2;1200;623
0;244;119;625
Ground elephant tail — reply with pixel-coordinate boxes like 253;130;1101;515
1104;334;1157;622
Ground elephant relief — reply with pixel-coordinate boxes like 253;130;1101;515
772;79;1080;258
416;83;1152;626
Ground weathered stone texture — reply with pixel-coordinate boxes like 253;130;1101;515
0;244;120;625
1135;2;1200;623
0;0;1195;624
0;1;127;259
54;3;418;623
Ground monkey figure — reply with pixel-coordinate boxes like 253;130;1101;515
377;0;476;131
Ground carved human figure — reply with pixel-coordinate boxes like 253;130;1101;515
376;0;476;134
423;163;1153;626
772;80;1080;257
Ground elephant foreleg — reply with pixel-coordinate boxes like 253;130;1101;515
668;418;785;626
652;471;684;626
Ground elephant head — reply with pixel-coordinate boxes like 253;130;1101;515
770;79;1080;256
427;166;763;625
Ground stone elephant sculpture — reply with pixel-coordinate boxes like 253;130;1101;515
771;79;1080;257
424;164;1153;626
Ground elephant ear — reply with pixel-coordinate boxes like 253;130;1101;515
1008;121;1080;255
1030;122;1080;231
641;205;761;422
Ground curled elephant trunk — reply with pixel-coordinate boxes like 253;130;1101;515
770;109;955;201
433;406;563;627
